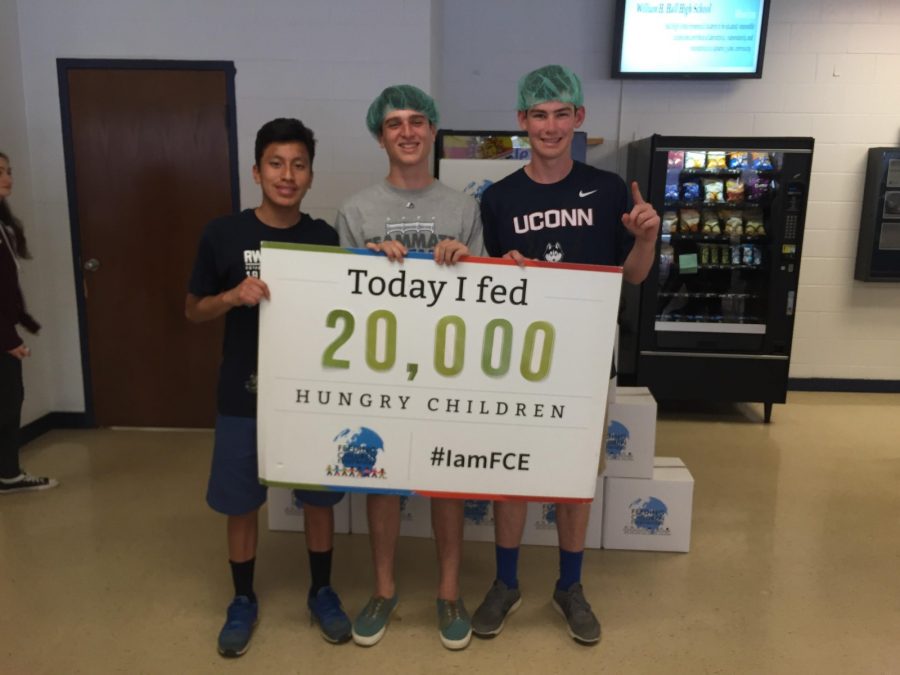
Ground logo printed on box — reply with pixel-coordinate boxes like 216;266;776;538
535;503;558;530
399;496;415;522
464;500;492;525
625;496;671;536
327;426;388;479
286;494;304;517
606;420;633;460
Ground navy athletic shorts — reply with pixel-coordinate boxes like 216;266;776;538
206;414;344;515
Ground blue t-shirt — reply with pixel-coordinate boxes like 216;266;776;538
480;161;633;266
188;208;338;417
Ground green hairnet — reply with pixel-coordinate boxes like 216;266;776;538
517;65;583;111
365;85;439;136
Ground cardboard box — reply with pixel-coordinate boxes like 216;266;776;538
615;385;652;398
602;466;694;552
462;499;497;542
654;456;685;469
462;478;604;548
604;394;657;479
522;477;605;549
267;487;351;533
350;493;432;538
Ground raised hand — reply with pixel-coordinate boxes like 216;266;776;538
621;181;660;244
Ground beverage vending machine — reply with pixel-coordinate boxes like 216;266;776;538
619;135;814;422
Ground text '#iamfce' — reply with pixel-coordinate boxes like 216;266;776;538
429;445;530;471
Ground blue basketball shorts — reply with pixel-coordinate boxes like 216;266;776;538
206;414;344;515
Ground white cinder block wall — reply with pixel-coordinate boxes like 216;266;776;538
12;0;436;423
7;0;900;424
441;0;900;381
0;1;53;423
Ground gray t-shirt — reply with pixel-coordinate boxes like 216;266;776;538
335;179;485;256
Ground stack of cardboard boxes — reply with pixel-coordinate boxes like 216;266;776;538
269;386;693;553
601;386;694;552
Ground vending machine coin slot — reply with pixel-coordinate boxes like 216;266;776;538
783;182;805;243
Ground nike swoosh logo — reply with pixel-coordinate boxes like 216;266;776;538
579;190;598;198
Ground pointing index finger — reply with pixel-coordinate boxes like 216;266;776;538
631;180;646;205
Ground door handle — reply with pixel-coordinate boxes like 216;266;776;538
84;258;100;272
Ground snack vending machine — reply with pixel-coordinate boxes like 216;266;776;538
619;135;814;422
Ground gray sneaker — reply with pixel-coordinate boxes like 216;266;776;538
552;582;600;644
471;580;522;637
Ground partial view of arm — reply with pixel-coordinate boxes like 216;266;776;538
622;239;655;285
185;277;270;323
621;181;660;285
185;291;234;323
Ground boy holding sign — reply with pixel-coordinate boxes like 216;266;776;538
335;85;484;650
186;119;350;656
475;65;660;645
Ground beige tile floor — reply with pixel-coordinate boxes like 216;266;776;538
1;392;899;674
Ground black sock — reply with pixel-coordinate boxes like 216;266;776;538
230;559;256;602
308;549;333;598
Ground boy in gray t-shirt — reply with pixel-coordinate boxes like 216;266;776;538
336;85;480;651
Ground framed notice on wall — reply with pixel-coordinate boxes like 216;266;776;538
257;244;621;502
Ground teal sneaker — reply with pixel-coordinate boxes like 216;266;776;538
437;598;472;650
308;586;352;644
217;595;258;657
352;595;398;646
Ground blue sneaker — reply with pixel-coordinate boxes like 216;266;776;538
217;595;258;657
308;586;352;643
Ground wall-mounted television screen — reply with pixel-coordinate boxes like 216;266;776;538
612;0;770;79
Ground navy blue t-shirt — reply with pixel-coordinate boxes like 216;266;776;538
188;208;338;417
480;161;634;266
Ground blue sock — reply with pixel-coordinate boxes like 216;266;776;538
556;548;584;591
495;545;519;589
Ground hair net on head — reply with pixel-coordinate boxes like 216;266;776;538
365;85;440;136
517;64;584;111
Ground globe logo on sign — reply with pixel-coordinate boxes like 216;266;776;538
326;427;387;479
606;420;630;458
628;497;668;533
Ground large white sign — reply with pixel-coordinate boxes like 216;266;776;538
257;244;622;501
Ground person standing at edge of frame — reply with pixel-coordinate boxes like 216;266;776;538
334;84;485;651
0;151;58;495
473;65;659;646
186;118;350;657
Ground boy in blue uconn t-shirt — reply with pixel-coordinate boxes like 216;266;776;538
186;119;349;657
475;65;660;645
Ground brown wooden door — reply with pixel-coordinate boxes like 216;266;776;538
63;65;234;427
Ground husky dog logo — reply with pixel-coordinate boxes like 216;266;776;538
628;497;669;534
464;500;492;525
544;242;563;262
606;420;630;459
326;427;387;479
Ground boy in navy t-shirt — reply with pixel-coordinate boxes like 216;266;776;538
475;65;660;646
187;118;348;656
